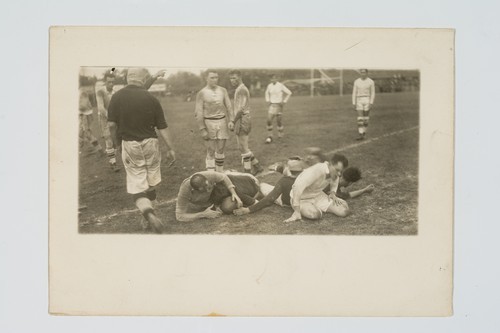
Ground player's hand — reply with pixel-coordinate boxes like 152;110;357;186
284;211;301;223
166;150;176;166
200;128;209;140
203;205;222;219
364;184;375;193
233;207;250;216
228;121;235;131
153;69;167;80
232;194;243;208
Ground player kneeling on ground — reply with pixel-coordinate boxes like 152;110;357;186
285;153;349;222
175;171;243;222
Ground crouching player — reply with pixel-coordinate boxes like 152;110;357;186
285;153;349;222
175;171;243;222
210;172;262;214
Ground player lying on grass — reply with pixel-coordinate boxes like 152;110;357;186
234;161;374;216
175;171;243;222
285;153;350;222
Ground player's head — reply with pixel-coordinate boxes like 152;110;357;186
127;67;149;87
304;147;326;166
339;167;362;187
270;74;279;84
330;153;348;174
286;158;304;178
190;174;214;193
104;71;115;90
205;70;219;88
360;69;368;79
228;69;242;87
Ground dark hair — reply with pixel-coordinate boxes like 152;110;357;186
104;71;115;80
342;167;361;183
206;69;218;77
331;153;348;168
360;69;368;73
270;73;278;78
190;173;207;189
228;69;242;77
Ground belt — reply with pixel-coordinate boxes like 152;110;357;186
204;116;226;120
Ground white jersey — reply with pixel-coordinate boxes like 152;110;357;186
265;82;292;104
352;78;375;104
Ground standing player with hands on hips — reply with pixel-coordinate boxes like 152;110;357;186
195;70;233;172
107;67;176;234
352;69;375;140
264;74;292;143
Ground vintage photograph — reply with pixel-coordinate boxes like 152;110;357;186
78;66;419;235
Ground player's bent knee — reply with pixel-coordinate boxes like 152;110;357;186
301;203;322;220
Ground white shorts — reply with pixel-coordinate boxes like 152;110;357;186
291;191;333;212
205;118;229;140
260;183;283;206
355;96;371;111
268;103;283;116
122;138;161;194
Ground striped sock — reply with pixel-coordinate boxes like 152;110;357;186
206;157;216;171
106;148;116;164
241;152;252;172
215;152;224;172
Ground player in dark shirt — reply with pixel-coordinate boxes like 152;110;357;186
107;67;175;233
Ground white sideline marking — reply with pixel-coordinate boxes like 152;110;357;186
85;126;419;222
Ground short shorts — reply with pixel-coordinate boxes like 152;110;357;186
268;103;283;116
204;118;229;140
355;96;371;112
122;138;161;194
234;113;252;135
291;191;333;213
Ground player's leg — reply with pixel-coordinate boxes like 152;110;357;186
325;198;350;217
204;139;216;171
266;106;275;143
99;113;119;170
356;108;365;140
237;134;252;173
122;140;164;233
300;202;323;220
363;109;370;137
215;139;226;173
276;105;284;138
260;183;284;206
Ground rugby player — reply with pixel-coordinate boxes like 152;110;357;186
227;70;263;175
96;70;119;170
352;69;375;140
195;70;233;172
264;74;292;143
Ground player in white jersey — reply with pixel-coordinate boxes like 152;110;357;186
264;74;292;143
227;70;263;175
195;70;233;172
352;69;375;140
96;71;119;171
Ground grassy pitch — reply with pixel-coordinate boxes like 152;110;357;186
79;92;419;235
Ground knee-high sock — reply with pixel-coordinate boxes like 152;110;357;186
241;152;253;172
357;117;365;134
277;125;284;137
135;197;154;216
106;148;116;164
363;116;370;131
215;152;224;172
206;156;216;171
250;151;259;166
266;124;273;138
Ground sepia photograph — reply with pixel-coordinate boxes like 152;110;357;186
49;27;453;316
78;66;419;235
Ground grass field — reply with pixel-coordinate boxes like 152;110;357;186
79;92;419;235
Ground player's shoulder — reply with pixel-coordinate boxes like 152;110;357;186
218;86;228;93
368;78;375;83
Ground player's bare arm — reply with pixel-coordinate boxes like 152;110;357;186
194;90;209;139
157;127;176;162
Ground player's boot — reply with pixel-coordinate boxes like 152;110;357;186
110;162;120;172
251;163;264;176
265;137;273;144
356;134;364;141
